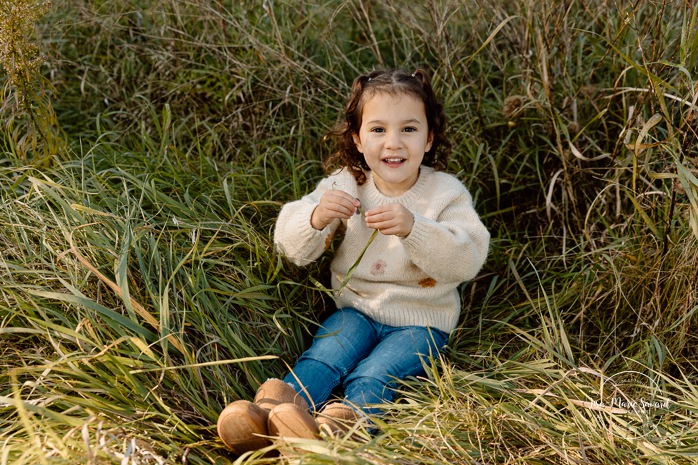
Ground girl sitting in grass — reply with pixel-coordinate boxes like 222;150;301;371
217;68;490;455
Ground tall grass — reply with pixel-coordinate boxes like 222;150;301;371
1;0;697;463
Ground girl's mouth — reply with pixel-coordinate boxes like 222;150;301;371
382;158;406;165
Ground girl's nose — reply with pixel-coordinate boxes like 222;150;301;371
384;130;402;149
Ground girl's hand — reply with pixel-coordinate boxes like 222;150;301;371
365;204;414;238
311;189;361;230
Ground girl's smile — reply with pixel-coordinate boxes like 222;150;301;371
352;92;433;197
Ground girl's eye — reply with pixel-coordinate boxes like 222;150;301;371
370;127;385;133
403;127;417;132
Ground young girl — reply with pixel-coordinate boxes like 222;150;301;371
217;69;490;455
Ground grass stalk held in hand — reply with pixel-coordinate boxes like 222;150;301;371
336;207;379;296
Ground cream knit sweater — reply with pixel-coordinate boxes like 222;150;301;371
274;166;490;333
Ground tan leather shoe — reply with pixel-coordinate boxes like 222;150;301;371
216;400;270;455
254;378;309;411
267;403;320;440
317;402;363;437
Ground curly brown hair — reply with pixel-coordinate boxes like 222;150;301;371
324;69;452;185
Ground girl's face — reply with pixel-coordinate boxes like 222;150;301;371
352;92;433;197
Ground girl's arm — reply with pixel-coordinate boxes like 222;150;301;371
401;185;490;284
274;176;357;266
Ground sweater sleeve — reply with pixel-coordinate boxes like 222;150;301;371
401;181;490;284
273;176;342;266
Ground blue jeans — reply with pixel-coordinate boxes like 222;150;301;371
282;307;449;415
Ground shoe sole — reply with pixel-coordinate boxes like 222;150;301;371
217;400;270;454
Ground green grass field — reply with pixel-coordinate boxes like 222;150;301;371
1;0;697;463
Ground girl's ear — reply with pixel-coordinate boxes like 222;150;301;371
425;131;434;153
352;133;364;153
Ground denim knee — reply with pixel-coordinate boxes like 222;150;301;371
341;325;448;411
282;308;380;410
